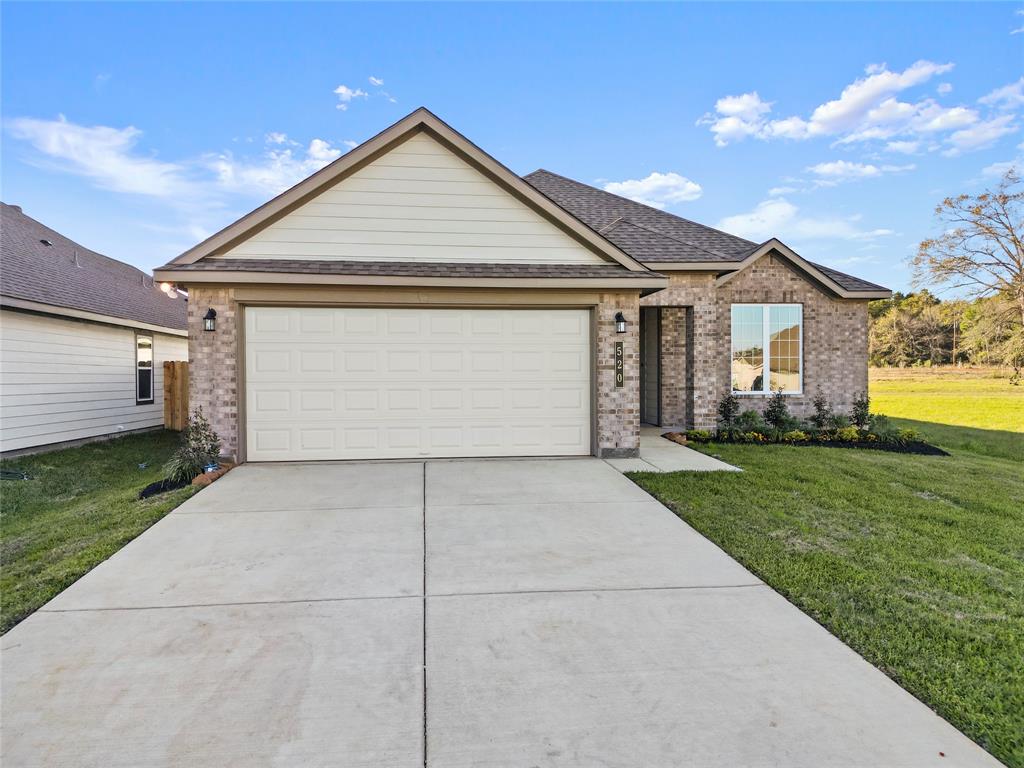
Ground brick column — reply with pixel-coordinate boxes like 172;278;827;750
187;287;239;460
595;293;640;458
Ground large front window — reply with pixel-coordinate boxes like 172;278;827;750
731;304;802;394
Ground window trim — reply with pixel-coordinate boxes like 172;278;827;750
730;303;803;396
135;332;155;406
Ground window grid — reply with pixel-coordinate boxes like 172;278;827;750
731;304;802;395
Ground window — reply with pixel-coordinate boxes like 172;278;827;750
731;304;802;394
136;334;154;405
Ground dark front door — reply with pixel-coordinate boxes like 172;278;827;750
639;307;660;425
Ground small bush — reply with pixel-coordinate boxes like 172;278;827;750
897;427;922;443
763;389;790;430
828;413;851;430
717;393;740;429
782;430;809;443
742;431;767;443
735;409;766;432
836;426;861;442
810;389;833;430
164;408;222;483
686;429;713;442
850;392;870;429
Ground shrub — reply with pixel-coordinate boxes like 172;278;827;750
164;407;222;483
897;427;922;443
810;389;833;430
828;413;851;430
836;426;861;442
763;389;790;430
735;409;766;432
782;430;809;443
850;392;870;429
717;393;740;429
686;429;713;442
742;431;767;443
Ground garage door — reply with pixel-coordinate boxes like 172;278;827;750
244;307;591;461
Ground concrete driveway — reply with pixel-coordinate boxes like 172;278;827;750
1;458;999;767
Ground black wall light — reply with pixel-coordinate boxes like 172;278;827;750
614;312;627;334
203;308;217;332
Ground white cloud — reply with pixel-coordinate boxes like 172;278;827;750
602;171;702;208
1012;9;1024;34
768;186;798;197
333;84;368;110
717;197;894;243
805;160;915;180
937;82;953;95
697;60;1006;151
943;114;1018;156
884;140;920;154
211;137;343;196
979;77;1024;109
342;139;358;149
982;158;1020;177
6;115;196;199
369;76;384;86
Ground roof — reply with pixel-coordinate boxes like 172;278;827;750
523;169;889;295
160;107;648;274
164;259;661;280
1;202;187;331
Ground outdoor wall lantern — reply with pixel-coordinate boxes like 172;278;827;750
614;312;627;334
203;308;217;332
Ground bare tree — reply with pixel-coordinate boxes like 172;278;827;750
913;168;1024;327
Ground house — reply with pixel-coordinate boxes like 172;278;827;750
1;203;188;454
154;108;889;463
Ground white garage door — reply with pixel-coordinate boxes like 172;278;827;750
244;307;591;461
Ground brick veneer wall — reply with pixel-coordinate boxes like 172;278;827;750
595;292;641;458
187;287;239;459
640;273;718;429
658;307;687;427
714;254;869;418
186;285;642;461
639;258;870;429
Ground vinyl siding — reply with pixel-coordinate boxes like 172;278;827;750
212;132;607;265
0;309;188;452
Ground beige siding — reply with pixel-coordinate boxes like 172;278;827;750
213;133;607;265
0;309;188;452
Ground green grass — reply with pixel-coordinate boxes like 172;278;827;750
1;430;197;633
629;371;1024;766
870;367;1024;462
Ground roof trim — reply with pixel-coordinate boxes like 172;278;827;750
1;295;189;336
169;108;648;273
153;267;667;292
638;261;737;271
713;239;892;299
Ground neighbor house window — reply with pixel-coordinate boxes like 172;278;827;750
136;334;154;405
731;304;802;394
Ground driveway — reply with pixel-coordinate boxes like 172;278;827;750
1;458;998;767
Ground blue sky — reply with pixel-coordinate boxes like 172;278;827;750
3;2;1022;291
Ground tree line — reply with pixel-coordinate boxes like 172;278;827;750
869;167;1023;381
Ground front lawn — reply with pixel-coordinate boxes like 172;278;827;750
0;430;197;633
629;425;1023;766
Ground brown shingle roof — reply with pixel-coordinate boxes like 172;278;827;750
1;202;187;330
168;259;662;279
522;169;889;294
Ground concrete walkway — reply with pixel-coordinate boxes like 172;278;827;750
605;425;741;473
1;459;998;767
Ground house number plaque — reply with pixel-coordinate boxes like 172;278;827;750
614;342;624;388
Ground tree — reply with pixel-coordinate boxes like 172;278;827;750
913;168;1024;326
912;167;1024;377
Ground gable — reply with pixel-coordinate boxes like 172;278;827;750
211;131;608;265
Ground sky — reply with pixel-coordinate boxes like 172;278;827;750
2;2;1022;292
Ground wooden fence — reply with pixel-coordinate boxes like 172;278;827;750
163;361;189;431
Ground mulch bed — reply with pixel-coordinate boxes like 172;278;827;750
662;432;949;457
138;477;189;499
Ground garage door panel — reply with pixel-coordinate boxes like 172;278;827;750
245;307;591;461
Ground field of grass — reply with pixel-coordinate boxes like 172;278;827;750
870;367;1023;461
0;430;196;633
630;369;1023;767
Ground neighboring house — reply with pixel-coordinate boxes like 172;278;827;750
154;108;889;463
1;203;188;454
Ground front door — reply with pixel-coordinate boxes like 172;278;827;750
639;307;660;425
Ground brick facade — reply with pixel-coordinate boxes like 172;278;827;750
595;293;641;458
639;256;870;429
187;287;240;459
185;257;868;460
